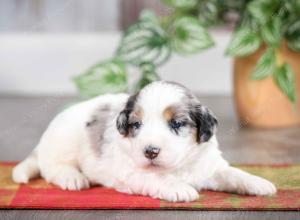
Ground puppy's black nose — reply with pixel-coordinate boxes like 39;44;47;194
144;146;160;160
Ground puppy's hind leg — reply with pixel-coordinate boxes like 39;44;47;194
203;166;276;196
42;164;90;191
13;150;40;184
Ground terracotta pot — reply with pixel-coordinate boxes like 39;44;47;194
234;43;300;128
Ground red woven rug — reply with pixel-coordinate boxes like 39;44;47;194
1;162;299;210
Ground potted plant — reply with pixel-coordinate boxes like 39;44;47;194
226;0;300;128
74;0;300;128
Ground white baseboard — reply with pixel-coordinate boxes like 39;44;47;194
0;31;233;96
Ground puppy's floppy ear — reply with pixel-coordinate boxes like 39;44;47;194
116;110;129;136
116;93;139;136
190;104;218;143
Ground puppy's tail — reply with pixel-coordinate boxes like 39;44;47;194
12;150;40;183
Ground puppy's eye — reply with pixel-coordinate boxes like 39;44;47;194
170;119;184;129
130;121;141;129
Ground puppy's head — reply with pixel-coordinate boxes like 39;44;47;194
116;81;218;170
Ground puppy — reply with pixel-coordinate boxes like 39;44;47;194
13;81;276;202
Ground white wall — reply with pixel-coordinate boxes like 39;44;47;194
0;30;233;96
0;0;120;31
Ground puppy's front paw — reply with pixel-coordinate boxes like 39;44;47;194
157;182;199;202
52;169;90;191
240;176;276;196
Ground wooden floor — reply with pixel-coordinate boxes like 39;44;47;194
0;95;300;220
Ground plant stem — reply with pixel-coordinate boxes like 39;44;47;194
275;48;284;67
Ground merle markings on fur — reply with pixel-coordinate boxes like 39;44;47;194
13;81;276;202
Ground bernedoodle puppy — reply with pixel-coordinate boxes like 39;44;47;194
13;81;276;202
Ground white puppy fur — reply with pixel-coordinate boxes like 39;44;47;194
13;81;276;202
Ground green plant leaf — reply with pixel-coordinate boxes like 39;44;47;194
139;10;159;24
273;63;297;103
220;0;247;11
162;0;198;9
285;0;300;14
251;48;276;80
247;0;273;24
240;11;260;31
261;17;281;46
116;11;171;66
73;59;127;97
169;17;214;54
198;0;219;26
226;28;261;57
286;19;300;52
135;62;160;91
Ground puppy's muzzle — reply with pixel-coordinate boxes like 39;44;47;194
144;146;160;160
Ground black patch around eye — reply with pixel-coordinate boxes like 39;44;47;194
116;92;139;136
129;121;142;130
169;119;186;133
